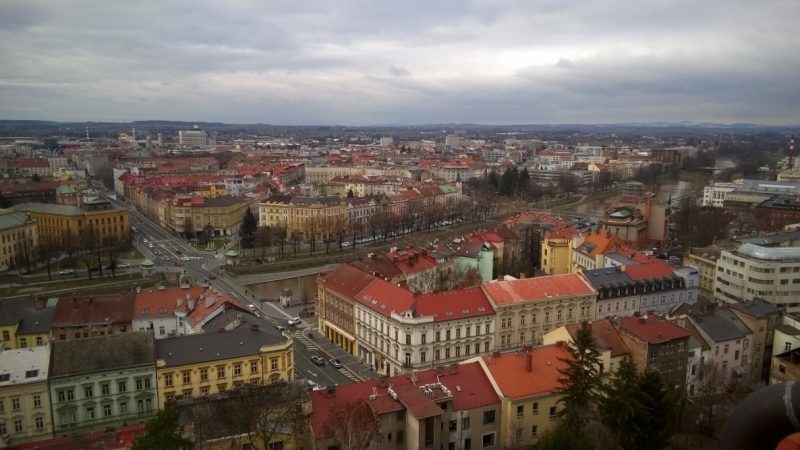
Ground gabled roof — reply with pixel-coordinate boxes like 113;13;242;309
353;278;414;318
619;315;690;345
318;264;377;298
50;332;155;378
482;273;596;306
690;308;753;343
564;319;629;358
729;298;782;319
310;362;499;439
415;287;495;322
576;229;625;257
623;260;677;281
155;317;287;367
134;286;204;319
53;292;135;327
0;297;55;334
481;343;571;400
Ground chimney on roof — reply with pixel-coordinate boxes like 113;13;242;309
188;297;196;311
638;317;646;324
176;297;182;307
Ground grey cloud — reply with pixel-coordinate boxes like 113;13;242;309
387;65;412;77
0;0;799;124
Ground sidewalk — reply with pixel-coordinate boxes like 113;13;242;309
293;329;380;382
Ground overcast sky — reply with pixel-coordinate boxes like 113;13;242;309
1;0;798;125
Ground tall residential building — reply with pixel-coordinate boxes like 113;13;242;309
11;202;129;246
178;129;208;148
154;312;293;409
714;234;800;311
482;273;597;348
0;345;53;446
0;209;38;272
49;333;157;436
617;315;690;391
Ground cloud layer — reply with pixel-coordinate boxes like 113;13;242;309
1;0;798;125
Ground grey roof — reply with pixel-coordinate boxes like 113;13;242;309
603;252;639;266
736;243;800;262
740;229;800;246
776;324;800;337
290;195;341;206
50;332;155;378
729;298;782;319
691;308;753;343
11;202;124;216
0;209;35;231
156;315;289;367
582;267;634;289
0;297;56;334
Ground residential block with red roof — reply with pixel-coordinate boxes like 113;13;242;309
617;314;691;390
310;361;501;450
481;273;597;349
472;343;572;448
52;292;136;341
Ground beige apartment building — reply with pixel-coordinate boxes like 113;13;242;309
0;209;38;272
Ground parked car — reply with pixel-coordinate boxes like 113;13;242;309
307;379;319;389
117;262;130;268
275;325;286;331
58;269;75;276
288;317;302;326
329;359;343;369
310;355;325;366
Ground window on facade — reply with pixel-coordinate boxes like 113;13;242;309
421;351;427;363
183;371;191;384
445;348;451;359
200;368;209;381
86;406;95;419
532;402;539;414
101;383;110;396
84;386;93;398
271;358;279;371
35;416;44;430
120;402;128;414
532;425;538;439
483;410;496;424
14;419;22;433
482;433;496;448
549;406;557;419
251;361;259;374
234;364;242;377
218;367;226;379
104;404;112;417
421;333;427;344
165;374;174;387
33;394;41;408
11;398;20;411
517;405;524;417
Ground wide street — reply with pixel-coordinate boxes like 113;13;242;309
103;192;362;387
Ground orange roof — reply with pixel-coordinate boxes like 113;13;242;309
481;343;571;400
564;319;629;357
353;278;414;318
578;229;625;257
319;264;377;298
482;273;596;306
185;287;240;327
623;260;676;281
415;287;494;322
134;286;204;319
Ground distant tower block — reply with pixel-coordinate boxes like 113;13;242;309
789;135;797;169
85;126;90;140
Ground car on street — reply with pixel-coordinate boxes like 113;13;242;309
288;317;302;326
307;379;319;389
180;256;190;261
58;269;75;276
147;243;154;248
310;355;325;366
275;325;286;331
176;249;182;254
117;262;130;268
329;358;343;369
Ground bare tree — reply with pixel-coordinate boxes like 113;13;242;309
323;399;382;450
274;225;288;257
38;240;60;281
304;217;320;254
290;231;303;256
79;225;99;279
61;229;79;278
185;381;309;450
103;236;129;276
254;225;273;258
183;216;195;240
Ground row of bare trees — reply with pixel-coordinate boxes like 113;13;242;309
242;196;499;260
14;226;132;280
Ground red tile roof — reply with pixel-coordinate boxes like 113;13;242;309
619;315;690;344
319;264;377;298
481;343;571;400
310;362;499;439
482;273;596;306
623;260;676;281
185;287;242;328
578;230;625;257
353;278;414;318
134;286;204;319
53;292;135;327
415;287;494;322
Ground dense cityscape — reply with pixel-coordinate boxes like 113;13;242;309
0;122;797;450
3;0;800;449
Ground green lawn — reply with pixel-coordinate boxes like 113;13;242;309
1;273;148;297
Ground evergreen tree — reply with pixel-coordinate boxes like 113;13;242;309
536;422;593;450
518;167;530;192
132;408;193;450
239;206;258;249
638;370;675;450
488;170;499;189
347;188;354;197
600;355;648;449
557;321;602;432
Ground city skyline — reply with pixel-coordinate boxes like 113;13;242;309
1;0;799;125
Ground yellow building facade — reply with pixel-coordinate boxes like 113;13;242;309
11;202;129;245
540;232;574;275
0;346;54;446
0;209;38;272
0;298;55;350
155;327;294;409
